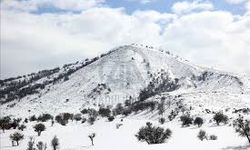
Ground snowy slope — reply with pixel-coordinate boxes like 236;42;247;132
0;44;249;117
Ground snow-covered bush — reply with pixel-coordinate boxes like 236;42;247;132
209;135;218;140
27;137;35;150
233;116;250;144
131;101;157;112
73;113;82;121
194;117;204;127
81;118;87;124
108;116;115;122
0;116;12;132
159;118;165;124
197;130;207;141
135;122;172;144
213;112;228;125
51;136;59;150
36;141;47;150
37;113;53;122
29;115;37;122
18;124;26;131
168;110;178;121
55;113;73;125
98;107;111;117
33;123;46;136
158;98;165;115
180;114;193;127
9;132;24;146
112;103;125;115
88;117;96;125
116;123;123;129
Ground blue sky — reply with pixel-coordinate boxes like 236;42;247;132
1;0;250;78
105;0;245;14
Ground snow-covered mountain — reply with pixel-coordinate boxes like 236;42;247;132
1;44;250;117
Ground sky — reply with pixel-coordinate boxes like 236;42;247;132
0;0;250;79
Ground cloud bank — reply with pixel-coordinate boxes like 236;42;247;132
1;0;250;78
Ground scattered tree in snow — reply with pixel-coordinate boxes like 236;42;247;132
27;137;36;150
98;107;111;117
18;124;26;131
88;133;96;146
34;123;46;136
135;122;172;144
209;135;218;140
88;117;96;125
37;141;47;150
73;113;82;121
197;130;207;141
108;116;115;122
233;116;250;144
9;132;24;146
51;136;59;150
159;118;166;124
194;117;204;127
158;98;165;115
180;114;193;127
0;116;11;132
213;112;228;125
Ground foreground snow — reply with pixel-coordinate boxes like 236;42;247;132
1;118;249;150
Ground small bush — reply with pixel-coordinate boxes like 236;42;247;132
159;118;165;124
108;116;115;122
34;123;46;136
180;115;193;127
10;132;24;146
135;122;172;144
55;113;73;125
213;112;228;125
29;115;37;122
197;130;207;141
116;123;123;129
27;137;35;150
194;117;204;127
36;141;47;150
88;117;96;125
0;116;12;132
18;124;26;131
209;135;218;140
98;107;111;117
37;113;53;122
81;118;87;124
51;136;59;150
80;109;88;114
73;113;82;121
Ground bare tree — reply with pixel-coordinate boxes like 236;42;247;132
88;133;96;146
233;116;250;144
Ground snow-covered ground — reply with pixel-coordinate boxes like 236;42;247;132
1;44;250;150
1;118;249;150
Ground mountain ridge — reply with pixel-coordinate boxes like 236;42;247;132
0;44;249;117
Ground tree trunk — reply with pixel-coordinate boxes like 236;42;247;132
91;139;94;146
17;141;19;146
38;131;41;136
246;135;250;144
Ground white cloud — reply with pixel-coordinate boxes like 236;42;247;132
1;0;250;78
171;0;214;15
162;11;250;75
126;0;158;4
0;0;105;12
224;0;249;4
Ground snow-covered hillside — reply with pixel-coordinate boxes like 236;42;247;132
1;44;250;150
0;44;249;117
